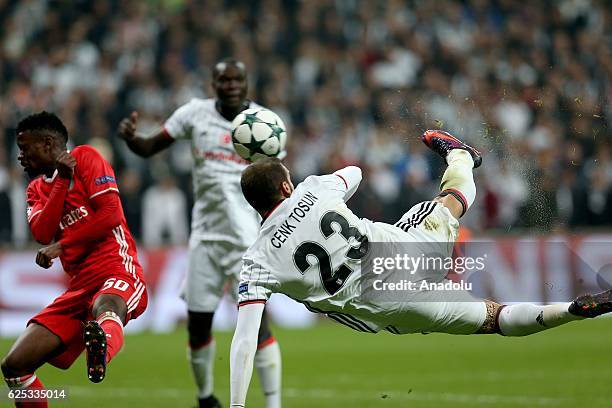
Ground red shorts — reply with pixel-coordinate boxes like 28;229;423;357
29;269;147;369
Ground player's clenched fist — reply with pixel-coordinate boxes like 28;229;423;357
117;111;139;141
56;151;76;180
36;242;63;269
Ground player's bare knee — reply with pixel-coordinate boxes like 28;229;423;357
433;195;463;220
92;294;127;323
1;352;29;377
0;355;11;376
476;301;504;334
187;311;214;348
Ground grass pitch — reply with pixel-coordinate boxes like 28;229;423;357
1;318;611;407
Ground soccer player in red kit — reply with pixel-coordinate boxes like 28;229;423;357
1;112;147;407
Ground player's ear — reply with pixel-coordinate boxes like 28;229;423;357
280;181;292;198
43;135;55;152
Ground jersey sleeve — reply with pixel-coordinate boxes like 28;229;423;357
74;146;119;199
163;99;196;140
230;302;264;407
314;166;362;202
25;183;43;223
237;259;279;307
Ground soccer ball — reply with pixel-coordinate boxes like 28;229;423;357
231;107;287;162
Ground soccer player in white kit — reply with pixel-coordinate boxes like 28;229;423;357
229;130;612;407
117;59;282;408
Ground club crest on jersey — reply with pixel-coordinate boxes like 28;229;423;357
95;175;115;185
59;206;89;230
239;282;249;294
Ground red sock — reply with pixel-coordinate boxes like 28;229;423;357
97;312;124;363
5;374;48;408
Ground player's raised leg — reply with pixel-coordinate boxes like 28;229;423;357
1;324;62;408
420;130;612;336
421;129;481;220
84;293;128;383
85;272;148;384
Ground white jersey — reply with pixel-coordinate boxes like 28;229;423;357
164;98;261;246
238;167;391;333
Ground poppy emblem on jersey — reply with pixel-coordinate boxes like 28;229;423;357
238;282;248;294
95;175;116;185
222;133;231;144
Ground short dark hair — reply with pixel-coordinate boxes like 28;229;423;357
16;111;68;143
212;58;246;78
241;157;288;213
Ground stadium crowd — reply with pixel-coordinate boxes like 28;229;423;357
0;0;610;246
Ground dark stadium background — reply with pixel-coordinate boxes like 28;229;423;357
1;1;611;407
1;0;610;242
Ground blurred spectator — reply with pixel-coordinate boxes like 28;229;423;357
9;166;28;247
1;0;611;246
119;168;144;240
141;174;188;247
0;165;11;243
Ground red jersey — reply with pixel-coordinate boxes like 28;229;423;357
26;145;143;285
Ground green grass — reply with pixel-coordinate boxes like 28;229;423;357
1;319;612;407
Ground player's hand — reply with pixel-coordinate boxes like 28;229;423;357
36;242;63;269
56;151;76;180
118;111;139;142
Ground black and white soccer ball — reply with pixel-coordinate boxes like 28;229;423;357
231;107;287;162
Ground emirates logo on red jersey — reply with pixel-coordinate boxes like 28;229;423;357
59;206;89;230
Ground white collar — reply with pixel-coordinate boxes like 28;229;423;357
43;169;58;183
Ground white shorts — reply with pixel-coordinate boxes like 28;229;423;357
183;238;247;312
387;291;487;335
367;201;487;335
368;200;459;248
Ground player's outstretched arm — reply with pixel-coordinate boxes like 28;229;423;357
334;166;362;201
117;111;175;158
230;302;265;407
